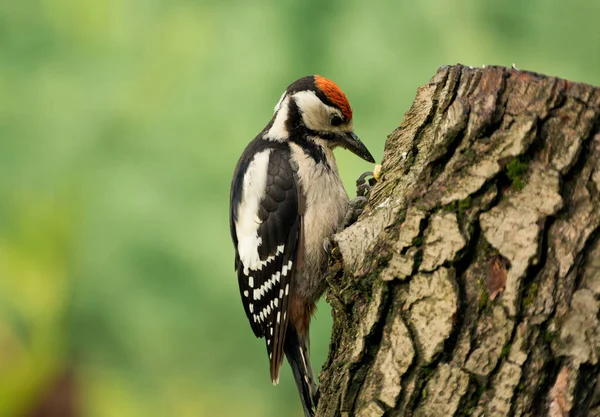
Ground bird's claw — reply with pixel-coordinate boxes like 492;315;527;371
356;171;373;187
356;171;375;197
341;168;381;228
343;196;368;228
323;236;334;255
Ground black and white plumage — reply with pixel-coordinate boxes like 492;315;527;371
230;141;302;380
230;75;374;417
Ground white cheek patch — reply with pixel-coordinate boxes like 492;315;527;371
236;149;272;274
293;90;330;131
293;90;350;134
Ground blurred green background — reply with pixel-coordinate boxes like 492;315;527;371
1;0;599;416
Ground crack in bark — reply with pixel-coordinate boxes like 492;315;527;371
572;363;600;416
441;214;482;363
394;307;420;413
349;283;397;413
455;375;485;417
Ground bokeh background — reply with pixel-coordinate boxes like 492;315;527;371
1;1;600;416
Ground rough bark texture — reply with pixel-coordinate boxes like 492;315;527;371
317;65;600;417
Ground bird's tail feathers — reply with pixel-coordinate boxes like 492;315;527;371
284;326;317;417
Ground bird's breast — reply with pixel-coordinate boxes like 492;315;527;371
289;143;349;301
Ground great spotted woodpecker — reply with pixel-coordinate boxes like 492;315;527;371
229;75;374;417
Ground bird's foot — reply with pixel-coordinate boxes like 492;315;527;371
355;171;376;198
342;196;368;228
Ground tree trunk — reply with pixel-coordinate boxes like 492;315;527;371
317;64;600;417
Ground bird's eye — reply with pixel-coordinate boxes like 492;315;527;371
330;115;344;127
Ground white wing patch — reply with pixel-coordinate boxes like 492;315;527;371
252;269;283;302
236;149;272;274
256;245;285;271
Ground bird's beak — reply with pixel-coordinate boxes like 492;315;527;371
340;132;375;163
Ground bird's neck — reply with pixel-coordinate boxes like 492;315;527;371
291;133;335;168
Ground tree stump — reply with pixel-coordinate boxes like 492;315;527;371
317;64;600;417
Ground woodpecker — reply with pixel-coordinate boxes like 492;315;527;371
229;75;374;417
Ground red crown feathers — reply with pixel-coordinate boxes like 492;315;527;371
315;75;353;121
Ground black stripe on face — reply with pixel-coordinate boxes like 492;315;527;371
314;131;337;141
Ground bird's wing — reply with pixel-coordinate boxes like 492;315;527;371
230;142;302;383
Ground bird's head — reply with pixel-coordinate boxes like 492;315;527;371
267;75;375;163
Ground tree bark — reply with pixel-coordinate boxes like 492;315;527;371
317;64;600;417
